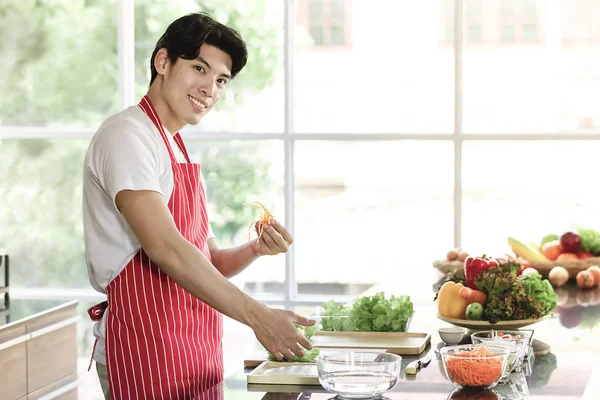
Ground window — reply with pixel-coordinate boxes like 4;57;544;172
561;0;600;47
294;141;454;297
297;0;352;48
134;0;285;133
2;0;599;310
0;1;118;127
440;0;543;45
295;1;455;134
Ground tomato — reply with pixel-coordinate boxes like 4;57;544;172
577;271;595;289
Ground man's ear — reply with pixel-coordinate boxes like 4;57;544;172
154;48;169;75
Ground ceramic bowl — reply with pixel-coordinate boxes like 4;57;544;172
438;327;467;345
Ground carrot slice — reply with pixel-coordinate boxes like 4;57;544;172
243;201;274;240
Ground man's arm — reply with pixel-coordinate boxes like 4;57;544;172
115;189;314;360
207;239;259;278
208;220;294;278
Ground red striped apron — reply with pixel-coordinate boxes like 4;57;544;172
90;96;223;399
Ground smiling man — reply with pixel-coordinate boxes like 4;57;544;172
82;13;314;400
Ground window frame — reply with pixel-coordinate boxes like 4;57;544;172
4;0;600;309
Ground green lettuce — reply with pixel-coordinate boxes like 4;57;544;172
519;274;558;315
475;261;545;323
320;292;414;332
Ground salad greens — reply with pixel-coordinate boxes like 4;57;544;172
320;292;414;332
519;273;558;314
577;227;600;256
474;260;548;323
267;323;320;362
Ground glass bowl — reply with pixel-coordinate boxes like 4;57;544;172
316;351;401;399
440;344;510;389
471;330;532;374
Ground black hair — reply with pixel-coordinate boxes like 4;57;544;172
149;12;248;86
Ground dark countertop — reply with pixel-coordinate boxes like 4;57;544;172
215;271;600;399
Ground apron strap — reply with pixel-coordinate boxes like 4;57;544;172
86;300;108;371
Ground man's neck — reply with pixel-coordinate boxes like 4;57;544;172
146;84;183;136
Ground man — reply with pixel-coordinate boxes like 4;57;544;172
83;12;314;399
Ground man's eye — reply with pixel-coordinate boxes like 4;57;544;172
217;79;228;85
195;66;205;73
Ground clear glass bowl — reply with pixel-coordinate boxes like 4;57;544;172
440;344;510;389
471;330;532;374
316;351;402;399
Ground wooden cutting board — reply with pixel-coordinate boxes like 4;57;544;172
311;331;431;355
247;361;320;385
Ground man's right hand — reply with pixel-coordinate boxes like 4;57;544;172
251;306;316;361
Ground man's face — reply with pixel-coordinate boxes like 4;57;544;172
160;44;233;126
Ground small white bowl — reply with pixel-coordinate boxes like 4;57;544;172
438;327;467;345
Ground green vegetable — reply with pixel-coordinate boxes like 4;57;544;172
268;347;321;363
474;260;545;323
320;292;414;332
268;324;320;362
540;234;559;247
576;227;600;256
304;324;317;339
519;274;558;315
465;302;483;320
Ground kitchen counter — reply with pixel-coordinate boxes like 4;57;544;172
209;270;600;399
0;298;80;399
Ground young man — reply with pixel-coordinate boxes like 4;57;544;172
83;13;314;399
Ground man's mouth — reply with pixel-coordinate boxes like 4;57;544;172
188;94;208;110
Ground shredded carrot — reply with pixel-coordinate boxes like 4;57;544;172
243;201;274;241
445;346;503;387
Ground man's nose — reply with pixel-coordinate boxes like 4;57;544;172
199;83;215;97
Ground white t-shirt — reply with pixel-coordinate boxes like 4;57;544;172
82;105;215;364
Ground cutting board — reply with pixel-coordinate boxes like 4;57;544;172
247;361;320;385
311;331;431;355
244;347;384;368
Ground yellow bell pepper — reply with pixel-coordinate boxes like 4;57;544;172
437;281;470;319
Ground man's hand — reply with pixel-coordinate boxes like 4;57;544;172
251;306;315;361
254;220;294;256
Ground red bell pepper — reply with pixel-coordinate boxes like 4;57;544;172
464;255;498;289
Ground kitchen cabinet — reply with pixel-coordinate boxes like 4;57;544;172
0;300;79;399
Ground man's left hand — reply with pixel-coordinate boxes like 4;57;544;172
254;220;293;256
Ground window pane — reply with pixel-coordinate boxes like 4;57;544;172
1;1;118;128
561;0;600;47
523;23;537;41
310;26;325;45
463;2;600;133
309;0;323;20
184;139;285;297
500;25;515;42
0;139;89;288
134;0;284;133
331;0;345;19
331;26;345;45
468;24;483;42
466;0;482;17
295;1;454;133
294;141;454;297
463;141;600;253
0;138;283;295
